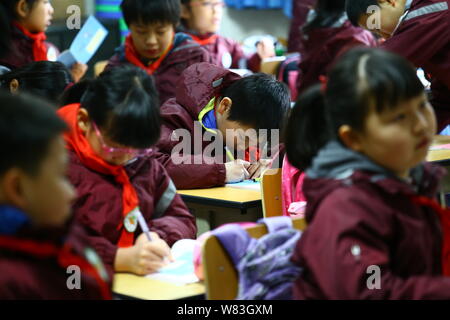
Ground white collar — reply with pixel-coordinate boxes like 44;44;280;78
391;0;414;35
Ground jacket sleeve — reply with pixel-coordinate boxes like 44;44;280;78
155;110;227;189
71;192;119;272
147;161;197;246
294;188;450;299
382;13;450;88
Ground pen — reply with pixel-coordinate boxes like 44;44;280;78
135;208;153;242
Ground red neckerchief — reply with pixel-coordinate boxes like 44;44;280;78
12;22;48;61
188;33;219;46
57;104;138;248
0;235;111;299
124;34;174;75
410;195;450;277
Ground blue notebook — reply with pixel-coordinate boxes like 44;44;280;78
58;16;108;67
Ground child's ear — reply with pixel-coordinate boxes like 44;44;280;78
0;169;29;210
9;79;19;94
180;4;191;20
217;97;232;116
338;125;364;152
15;0;30;19
77;108;91;135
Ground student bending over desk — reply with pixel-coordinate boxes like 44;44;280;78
155;62;291;190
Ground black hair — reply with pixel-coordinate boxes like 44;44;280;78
303;0;346;34
222;73;290;131
345;0;379;26
121;0;180;27
58;79;92;107
0;91;67;177
79;65;161;149
0;0;38;58
285;47;424;171
0;61;73;104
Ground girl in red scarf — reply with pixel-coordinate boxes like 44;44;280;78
59;65;196;276
0;0;87;82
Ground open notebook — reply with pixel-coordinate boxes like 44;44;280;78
58;15;108;67
225;180;261;191
146;239;199;285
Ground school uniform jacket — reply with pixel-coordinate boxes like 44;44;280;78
287;0;316;53
181;30;261;72
292;141;450;299
0;24;58;70
297;17;377;94
381;0;450;128
154;62;241;189
106;33;210;106
68;151;197;272
0;210;111;300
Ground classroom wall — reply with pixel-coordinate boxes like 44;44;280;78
220;7;291;42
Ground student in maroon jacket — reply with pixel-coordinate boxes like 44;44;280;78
59;66;197;276
297;0;377;94
285;47;450;299
155;62;291;189
0;0;87;82
0;93;111;300
287;0;316;53
107;0;210;106
346;0;450;131
179;0;275;72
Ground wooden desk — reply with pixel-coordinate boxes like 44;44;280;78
428;135;450;165
179;187;261;212
178;187;263;236
113;273;205;300
428;135;450;205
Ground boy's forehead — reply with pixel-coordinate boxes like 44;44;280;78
133;20;173;28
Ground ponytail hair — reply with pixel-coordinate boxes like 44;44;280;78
285;47;424;171
59;79;93;107
285;86;331;171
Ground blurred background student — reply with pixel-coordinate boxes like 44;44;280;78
0;0;87;82
179;0;275;72
0;61;73;105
